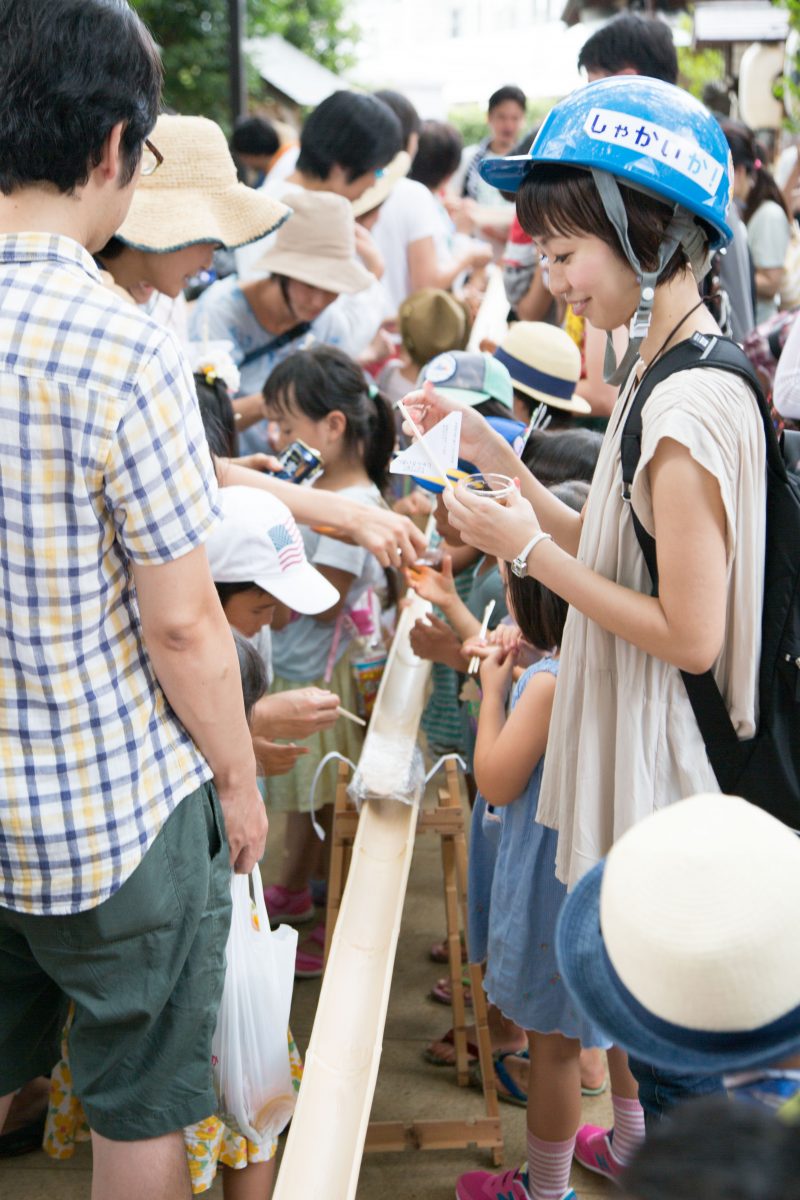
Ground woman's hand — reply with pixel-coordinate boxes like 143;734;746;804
341;504;427;568
405;552;457;610
443;481;540;562
253;738;310;776
478;645;517;702
402;381;510;472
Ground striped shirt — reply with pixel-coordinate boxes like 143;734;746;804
0;234;220;915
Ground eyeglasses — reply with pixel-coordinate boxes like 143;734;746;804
140;138;164;178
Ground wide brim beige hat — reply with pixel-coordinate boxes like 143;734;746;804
495;321;591;415
255;189;373;295
116;114;290;253
351;150;411;218
556;793;800;1074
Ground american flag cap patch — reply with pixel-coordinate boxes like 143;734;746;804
267;515;306;573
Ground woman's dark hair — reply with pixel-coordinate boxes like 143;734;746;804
231;115;279;158
620;1097;800;1200
517;162;704;288
374;89;421;152
721;119;790;225
296;91;402;183
195;372;237;459
505;480;587;650
473;397;515;421
521;428;602;486
230;628;268;723
488;85;527;112
511;388;574;430
577;13;678;85
409;120;464;191
263;345;395;492
0;0;162;195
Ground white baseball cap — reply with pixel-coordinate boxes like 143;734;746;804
206;486;339;616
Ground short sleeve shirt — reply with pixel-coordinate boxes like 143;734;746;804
536;363;766;889
372;178;442;312
0;234;220;914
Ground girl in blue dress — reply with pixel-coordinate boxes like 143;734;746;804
456;481;643;1200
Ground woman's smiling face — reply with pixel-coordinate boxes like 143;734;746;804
536;230;640;332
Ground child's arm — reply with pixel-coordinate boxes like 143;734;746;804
406;553;482;642
474;651;557;808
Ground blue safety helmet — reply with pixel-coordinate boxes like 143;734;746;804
480;78;734;384
480;77;732;248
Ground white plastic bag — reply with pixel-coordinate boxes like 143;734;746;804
211;865;298;1144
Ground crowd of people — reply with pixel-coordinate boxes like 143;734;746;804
1;3;798;1200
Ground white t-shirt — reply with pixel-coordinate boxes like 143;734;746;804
270;483;385;682
372;178;441;313
537;364;766;889
772;307;800;419
748;199;791;324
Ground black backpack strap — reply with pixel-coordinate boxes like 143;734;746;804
620;333;776;782
240;321;312;369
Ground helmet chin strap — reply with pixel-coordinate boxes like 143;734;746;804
591;171;710;385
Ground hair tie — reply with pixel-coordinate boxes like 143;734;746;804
754;158;762;171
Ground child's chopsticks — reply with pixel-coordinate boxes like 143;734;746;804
468;599;496;675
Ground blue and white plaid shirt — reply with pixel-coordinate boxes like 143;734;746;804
0;234;220;915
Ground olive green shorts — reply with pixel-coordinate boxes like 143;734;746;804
0;782;231;1141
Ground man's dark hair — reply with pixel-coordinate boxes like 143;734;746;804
296;91;402;183
577;13;678;84
230;115;280;159
0;0;162;196
488;85;527;112
408;120;463;190
620;1097;800;1200
374;89;421;152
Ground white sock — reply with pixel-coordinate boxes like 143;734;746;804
609;1093;645;1165
526;1131;575;1200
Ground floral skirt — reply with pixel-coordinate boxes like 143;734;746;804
44;1013;303;1193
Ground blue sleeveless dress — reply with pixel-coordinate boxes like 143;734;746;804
483;658;607;1044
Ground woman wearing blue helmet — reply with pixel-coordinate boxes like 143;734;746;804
408;78;766;1200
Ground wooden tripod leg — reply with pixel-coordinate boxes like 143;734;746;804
438;787;470;1086
324;761;353;965
444;761;502;1164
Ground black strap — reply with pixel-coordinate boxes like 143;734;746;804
620;333;779;781
240;321;312;369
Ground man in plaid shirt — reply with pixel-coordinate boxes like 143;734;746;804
0;3;267;1195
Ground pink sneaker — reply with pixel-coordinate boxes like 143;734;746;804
264;883;315;925
295;922;325;980
455;1166;531;1200
574;1124;623;1182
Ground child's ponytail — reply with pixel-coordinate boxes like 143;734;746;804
363;383;395;493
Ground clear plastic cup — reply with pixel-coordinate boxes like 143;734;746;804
463;472;515;505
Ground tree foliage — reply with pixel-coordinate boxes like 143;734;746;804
131;0;358;129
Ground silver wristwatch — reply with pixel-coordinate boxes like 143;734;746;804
510;531;553;578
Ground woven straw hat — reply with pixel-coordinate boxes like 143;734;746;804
399;288;471;368
351;150;411;218
116;114;290;253
556;793;800;1073
494;322;590;415
255;190;373;294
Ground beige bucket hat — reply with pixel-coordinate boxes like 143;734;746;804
116;114;290;253
255;190;373;294
494;322;591;415
351;149;411;218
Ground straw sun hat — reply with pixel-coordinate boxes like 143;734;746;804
255;189;373;295
116;114;290;252
556;793;800;1074
351;149;411;218
494;322;591;415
